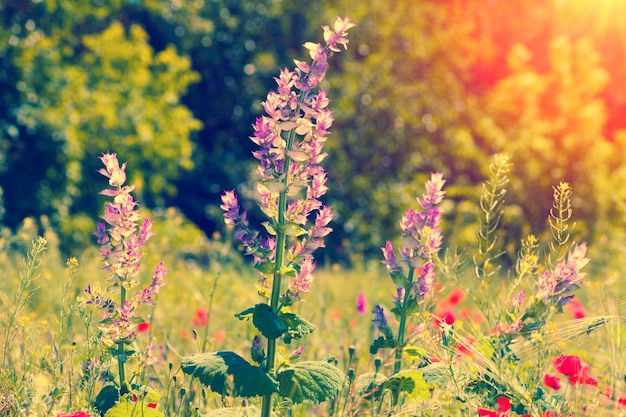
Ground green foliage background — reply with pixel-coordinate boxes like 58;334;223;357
1;0;625;262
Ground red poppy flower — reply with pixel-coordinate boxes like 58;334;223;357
552;355;582;376
543;373;561;390
191;308;209;327
137;322;150;333
478;396;511;417
448;288;466;305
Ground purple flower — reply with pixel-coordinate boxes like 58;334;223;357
91;152;168;345
381;240;402;274
372;305;394;340
381;173;445;302
536;243;588;305
220;18;355;305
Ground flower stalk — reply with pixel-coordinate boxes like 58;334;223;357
220;17;355;417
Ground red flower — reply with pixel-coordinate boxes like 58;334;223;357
448;288;466;305
191;308;208;327
552;355;598;387
617;396;626;408
137;322;150;333
478;396;511;417
57;412;91;417
567;364;598;386
552;355;582;376
543;373;561;390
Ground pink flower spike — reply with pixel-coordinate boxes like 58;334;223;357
98;152;127;187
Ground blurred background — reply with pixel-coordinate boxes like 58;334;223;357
1;0;625;266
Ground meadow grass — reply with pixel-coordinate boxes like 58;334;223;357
2;15;626;417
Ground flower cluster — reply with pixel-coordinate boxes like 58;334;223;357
221;17;355;304
87;152;168;345
535;243;589;306
374;173;446;334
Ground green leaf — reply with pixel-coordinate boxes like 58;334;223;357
420;362;448;387
369;336;398;355
235;307;256;321
252;304;287;339
403;344;427;365
286;149;311;162
383;370;431;401
104;399;164;417
181;351;277;398
261;221;277;236
278;312;316;344
254;262;276;275
277;360;346;404
354;372;388;399
94;384;119;416
280;222;307;237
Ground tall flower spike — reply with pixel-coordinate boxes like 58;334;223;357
221;17;355;301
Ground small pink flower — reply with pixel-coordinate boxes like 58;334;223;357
356;292;367;314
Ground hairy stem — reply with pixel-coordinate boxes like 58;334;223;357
118;285;127;393
393;267;415;374
261;127;297;417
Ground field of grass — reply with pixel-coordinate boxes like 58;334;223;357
1;195;625;417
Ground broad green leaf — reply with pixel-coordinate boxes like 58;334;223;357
252;303;287;339
278;312;316;344
181;351;277;397
277;360;345;404
383;370;431;401
94;384;119;416
354;372;388;399
104;400;164;417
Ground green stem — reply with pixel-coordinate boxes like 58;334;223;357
393;267;415;375
118;285;127;393
261;128;297;417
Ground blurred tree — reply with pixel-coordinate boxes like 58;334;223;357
2;0;200;251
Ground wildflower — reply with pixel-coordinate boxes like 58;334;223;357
552;355;598;386
543;373;561;390
137;322;150;333
91;155;168;345
57;412;92;417
536;243;589;306
381;173;446;300
191;308;209;327
478;396;511;416
372;305;394;340
356;291;367;314
564;296;585;319
447;288;465;305
618;396;626;408
220;17;355;305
